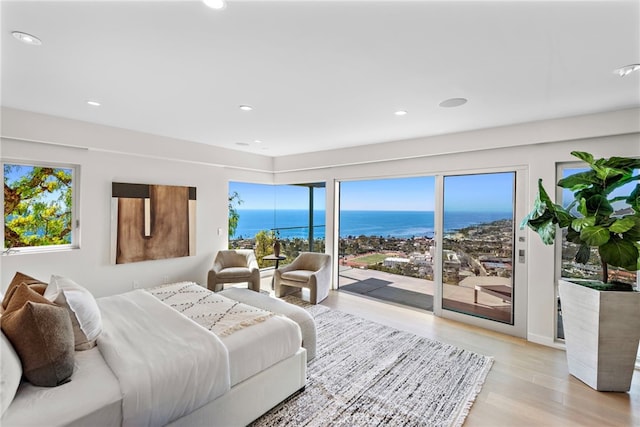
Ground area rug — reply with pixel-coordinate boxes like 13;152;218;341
251;299;493;427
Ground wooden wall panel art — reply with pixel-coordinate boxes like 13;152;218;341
111;183;196;264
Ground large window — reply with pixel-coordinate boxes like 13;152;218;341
3;162;79;252
228;181;326;267
338;176;435;311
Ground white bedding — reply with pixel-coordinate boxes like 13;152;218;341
145;282;302;386
222;314;302;385
1;347;122;427
97;290;230;427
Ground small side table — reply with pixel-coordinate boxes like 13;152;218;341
263;254;286;289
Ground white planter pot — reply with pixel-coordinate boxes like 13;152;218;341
559;279;640;392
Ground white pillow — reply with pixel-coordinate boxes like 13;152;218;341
45;275;102;350
1;331;22;416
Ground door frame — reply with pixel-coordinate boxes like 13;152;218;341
432;167;528;338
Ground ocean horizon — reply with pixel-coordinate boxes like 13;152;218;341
232;209;512;240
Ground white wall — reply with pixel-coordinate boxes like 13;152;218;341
1;109;274;297
2;107;639;346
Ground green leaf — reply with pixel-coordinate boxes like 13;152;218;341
602;157;640;171
534;220;557;245
566;228;583;244
570;151;594;165
623;216;640;241
571;216;595;232
610;217;636;234
575;244;592;264
580;226;610;246
553;204;574;228
558;170;599;191
599;237;639;270
577;197;588;217
585;194;613;218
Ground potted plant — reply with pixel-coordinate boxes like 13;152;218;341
521;151;640;391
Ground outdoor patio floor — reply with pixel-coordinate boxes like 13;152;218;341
338;266;512;323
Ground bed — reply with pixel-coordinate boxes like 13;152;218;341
1;279;306;427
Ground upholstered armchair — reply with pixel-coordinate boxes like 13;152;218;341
274;252;332;304
207;250;261;292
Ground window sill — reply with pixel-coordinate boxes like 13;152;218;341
2;246;79;256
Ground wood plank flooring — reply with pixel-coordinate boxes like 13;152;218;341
318;289;640;427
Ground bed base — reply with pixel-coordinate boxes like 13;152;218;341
168;347;307;427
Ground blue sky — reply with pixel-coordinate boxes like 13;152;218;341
230;182;327;210
340;176;435;210
231;172;516;211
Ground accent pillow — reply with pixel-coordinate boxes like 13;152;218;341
0;331;22;416
44;275;102;351
2;272;47;309
1;284;74;387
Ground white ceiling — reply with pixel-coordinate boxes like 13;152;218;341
2;0;639;157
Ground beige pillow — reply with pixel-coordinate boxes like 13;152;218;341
44;275;102;351
1;284;74;387
2;272;47;309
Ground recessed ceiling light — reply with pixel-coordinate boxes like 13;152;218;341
239;105;253;111
394;110;408;116
202;0;226;9
87;100;101;107
254;140;263;144
439;98;468;108
235;142;250;147
613;64;640;77
12;31;41;46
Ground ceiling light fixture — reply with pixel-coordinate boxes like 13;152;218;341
202;0;226;10
254;140;263;143
439;98;468;108
12;31;42;46
613;64;640;77
239;105;253;111
394;110;408;116
87;100;101;107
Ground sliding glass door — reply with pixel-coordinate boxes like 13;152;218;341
337;177;435;311
436;170;527;336
335;170;527;336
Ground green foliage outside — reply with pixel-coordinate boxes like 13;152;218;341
228;191;242;238
254;229;278;268
4;165;73;248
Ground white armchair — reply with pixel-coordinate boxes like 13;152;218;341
207;250;261;292
274;252;332;304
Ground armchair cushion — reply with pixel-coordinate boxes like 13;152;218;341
216;267;253;280
281;270;315;283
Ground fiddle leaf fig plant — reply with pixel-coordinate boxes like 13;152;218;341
521;151;640;286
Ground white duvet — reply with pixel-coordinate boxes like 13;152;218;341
97;290;230;427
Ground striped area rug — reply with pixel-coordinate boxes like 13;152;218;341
252;301;493;427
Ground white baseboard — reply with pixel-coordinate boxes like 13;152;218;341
527;333;565;350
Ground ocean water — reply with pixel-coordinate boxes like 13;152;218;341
232;209;512;240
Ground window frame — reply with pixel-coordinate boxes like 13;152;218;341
3;159;81;254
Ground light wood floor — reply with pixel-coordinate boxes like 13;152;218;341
319;289;640;427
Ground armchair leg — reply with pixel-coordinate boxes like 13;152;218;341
249;279;261;293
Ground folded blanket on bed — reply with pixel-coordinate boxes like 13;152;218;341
146;282;275;337
97;290;230;427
